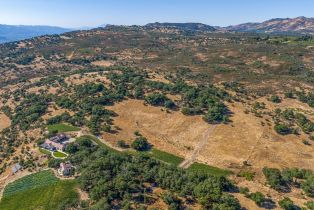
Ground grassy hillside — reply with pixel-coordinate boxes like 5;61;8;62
47;123;80;133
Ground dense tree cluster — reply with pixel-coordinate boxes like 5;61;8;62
66;137;241;209
274;124;292;135
11;93;51;130
263;167;314;197
297;91;314;108
145;93;175;108
274;108;314;135
131;136;151;151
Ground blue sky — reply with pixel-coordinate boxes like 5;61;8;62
0;0;313;28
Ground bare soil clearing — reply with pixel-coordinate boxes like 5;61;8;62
65;73;111;85
0;114;10;131
233;193;265;210
199;101;314;170
179;125;217;168
105;99;314;172
92;60;114;67
104;99;211;160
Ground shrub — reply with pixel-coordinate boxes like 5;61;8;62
145;93;168;106
305;201;314;210
164;100;175;109
181;107;202;115
239;187;249;195
278;197;296;210
117;140;128;148
131;137;150;151
269;95;281;103
252;102;265;110
162;192;182;210
48;158;62;169
247;192;265;206
237;170;255;181
203;105;228;124
65;143;79;154
274;124;291;135
303;140;311;145
301;176;314;197
262;167;287;191
134;131;141;136
284;91;294;99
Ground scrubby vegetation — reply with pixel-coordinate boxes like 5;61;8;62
131;136;151;151
66;136;240;209
0;24;314;209
263;167;314;196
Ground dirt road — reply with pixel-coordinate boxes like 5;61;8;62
179;125;217;168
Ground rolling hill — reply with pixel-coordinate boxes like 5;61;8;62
145;22;216;32
0;20;314;209
225;16;314;34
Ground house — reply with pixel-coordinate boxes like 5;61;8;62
58;162;73;176
12;163;22;174
44;139;66;151
49;134;68;143
40;134;69;152
40;142;57;151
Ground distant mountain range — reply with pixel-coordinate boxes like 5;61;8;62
145;17;314;35
0;25;72;43
145;22;216;32
0;17;313;44
225;16;314;34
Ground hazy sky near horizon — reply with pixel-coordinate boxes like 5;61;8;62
0;0;313;28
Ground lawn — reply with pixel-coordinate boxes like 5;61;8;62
187;162;232;177
149;148;184;166
53;151;68;158
0;170;78;210
79;135;120;153
47;123;80;133
39;148;51;156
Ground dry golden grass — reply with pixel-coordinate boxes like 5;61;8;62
92;60;114;67
0;113;10;131
105;99;314;172
104;99;210;159
65;73;111;85
42;105;74;121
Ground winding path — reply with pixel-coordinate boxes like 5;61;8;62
179;125;217;168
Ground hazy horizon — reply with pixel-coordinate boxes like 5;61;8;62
0;0;313;28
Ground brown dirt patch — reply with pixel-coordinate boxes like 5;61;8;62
77;188;89;201
104;99;210;159
0;113;10;131
104;99;314;172
65;73;111;85
195;53;207;61
233;193;264;210
92;60;114;67
42;106;74;120
198;101;314;170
